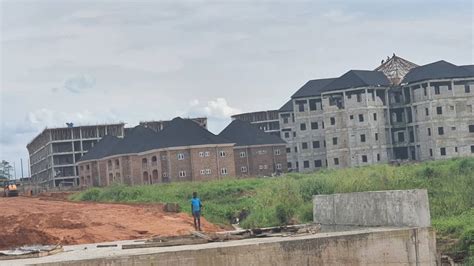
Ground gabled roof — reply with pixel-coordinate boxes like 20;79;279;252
291;78;336;99
79;135;121;162
219;119;285;147
278;100;293;112
322;70;390;91
375;54;418;85
108;126;159;156
155;117;233;148
402;60;473;84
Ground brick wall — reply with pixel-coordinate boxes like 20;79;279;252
216;146;236;178
98;160;107;186
190;147;218;181
168;149;193;182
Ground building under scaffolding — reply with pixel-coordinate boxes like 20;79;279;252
27;123;126;187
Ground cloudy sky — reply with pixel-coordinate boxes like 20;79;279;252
0;0;473;176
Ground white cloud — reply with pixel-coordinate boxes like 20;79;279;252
187;98;241;119
184;98;241;134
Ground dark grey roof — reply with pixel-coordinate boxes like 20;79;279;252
219;119;285;147
154;117;233;148
278;100;293;112
291;78;336;98
402;60;473;84
322;70;390;91
460;65;474;75
79;135;120;162
108;125;159;156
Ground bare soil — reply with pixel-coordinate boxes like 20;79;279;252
0;196;221;250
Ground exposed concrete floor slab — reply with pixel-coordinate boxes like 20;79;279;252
5;227;436;266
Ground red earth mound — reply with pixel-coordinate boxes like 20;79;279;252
0;197;221;250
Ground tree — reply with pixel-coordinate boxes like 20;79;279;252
0;160;13;180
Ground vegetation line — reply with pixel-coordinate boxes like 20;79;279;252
72;157;473;261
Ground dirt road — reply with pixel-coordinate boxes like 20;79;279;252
0;196;221;250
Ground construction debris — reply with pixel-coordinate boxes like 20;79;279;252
0;245;63;260
121;223;321;250
122;236;208;250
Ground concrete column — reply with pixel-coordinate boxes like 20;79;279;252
451;80;455;97
71;128;76;178
427;82;436;159
365;88;369;107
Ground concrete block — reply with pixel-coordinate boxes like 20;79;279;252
313;189;430;227
312;195;334;224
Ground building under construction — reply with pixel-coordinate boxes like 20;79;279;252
277;54;474;172
27;123;125;187
27;117;208;188
139;117;207;133
231;111;280;136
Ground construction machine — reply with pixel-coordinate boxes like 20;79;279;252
1;180;18;197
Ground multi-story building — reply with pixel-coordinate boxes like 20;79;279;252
231;110;280;136
78;117;288;187
278;100;298;170
219;119;287;177
27;117;207;188
27;123;125;187
320;70;391;169
395;60;474;160
139;117;207;132
278;56;474;172
78;117;235;186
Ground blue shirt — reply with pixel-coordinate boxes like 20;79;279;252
191;198;202;212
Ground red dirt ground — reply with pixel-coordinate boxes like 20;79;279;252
0;196;221;250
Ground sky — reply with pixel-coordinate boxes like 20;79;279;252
0;0;473;177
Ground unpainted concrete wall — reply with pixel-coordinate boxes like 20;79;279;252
313;189;431;227
32;227;437;266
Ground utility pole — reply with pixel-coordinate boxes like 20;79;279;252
21;158;24;179
13;162;16;180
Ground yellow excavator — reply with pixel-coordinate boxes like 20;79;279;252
1;180;18;197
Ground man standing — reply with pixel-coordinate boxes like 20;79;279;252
190;192;202;231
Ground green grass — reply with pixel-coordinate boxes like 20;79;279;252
71;157;474;259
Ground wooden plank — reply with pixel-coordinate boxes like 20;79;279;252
97;244;118;248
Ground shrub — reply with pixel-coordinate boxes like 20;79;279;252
275;203;294;225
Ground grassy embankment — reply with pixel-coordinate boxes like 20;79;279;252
71;157;473;260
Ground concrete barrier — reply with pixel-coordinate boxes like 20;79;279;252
313;189;431;227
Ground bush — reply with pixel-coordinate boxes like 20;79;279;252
275;204;294;225
78;187;101;201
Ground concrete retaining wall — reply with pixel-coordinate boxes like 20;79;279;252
313;189;431;227
29;227;437;266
